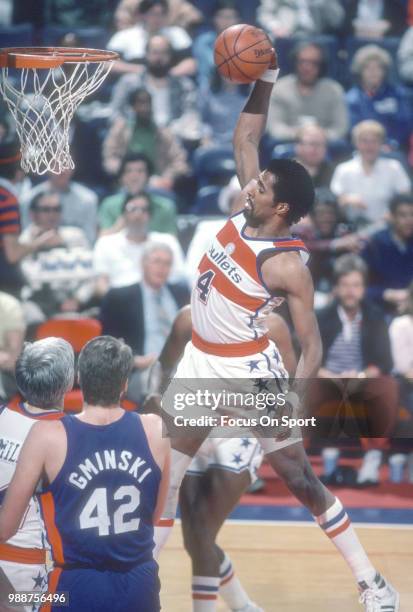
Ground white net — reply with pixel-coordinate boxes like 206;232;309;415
0;55;114;175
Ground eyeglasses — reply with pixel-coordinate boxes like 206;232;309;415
126;204;150;213
35;206;62;213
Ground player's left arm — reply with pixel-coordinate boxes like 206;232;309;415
262;253;322;396
0;422;47;542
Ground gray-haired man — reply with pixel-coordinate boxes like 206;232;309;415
0;337;74;611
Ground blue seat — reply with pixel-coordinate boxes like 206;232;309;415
191;185;222;215
0;23;34;47
40;26;108;49
193;145;236;187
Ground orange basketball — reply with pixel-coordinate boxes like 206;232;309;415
214;24;274;84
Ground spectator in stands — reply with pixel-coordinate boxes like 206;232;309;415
398;26;413;86
309;254;398;484
330;120;411;227
342;0;407;38
107;0;195;77
346;44;412;148
93;191;186;297
267;41;349;142
389;280;413;413
294;188;363;308
0;291;25;403
103;87;189;190
0;141;60;297
21;167;98;245
294;124;334;188
101;241;189;404
200;69;249;147
19;191;95;322
361;193;413;313
110;34;200;141
192;0;241;89
98;152;177;235
257;0;344;38
116;0;203;31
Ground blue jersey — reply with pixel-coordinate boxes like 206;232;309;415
40;411;161;571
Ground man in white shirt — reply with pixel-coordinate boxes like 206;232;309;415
20;168;98;245
93;191;186;296
330;120;411;227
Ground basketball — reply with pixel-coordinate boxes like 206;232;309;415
214;24;274;84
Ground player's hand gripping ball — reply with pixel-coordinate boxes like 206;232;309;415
214;24;277;84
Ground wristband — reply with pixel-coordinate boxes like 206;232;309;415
258;67;280;84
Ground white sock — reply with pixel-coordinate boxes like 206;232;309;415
153;448;193;558
219;552;250;610
192;576;220;611
314;497;376;585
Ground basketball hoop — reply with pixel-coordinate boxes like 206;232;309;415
0;47;119;175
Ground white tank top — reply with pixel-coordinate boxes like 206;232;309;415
191;212;309;345
0;404;62;550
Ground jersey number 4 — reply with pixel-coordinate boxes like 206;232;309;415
197;270;215;303
79;486;140;536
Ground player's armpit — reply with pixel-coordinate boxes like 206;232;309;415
0;422;50;542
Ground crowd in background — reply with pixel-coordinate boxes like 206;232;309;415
0;0;413;483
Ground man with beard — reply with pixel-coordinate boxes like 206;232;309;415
110;34;199;139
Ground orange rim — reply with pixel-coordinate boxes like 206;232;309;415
0;47;119;69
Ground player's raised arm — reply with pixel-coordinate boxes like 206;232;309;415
233;48;279;189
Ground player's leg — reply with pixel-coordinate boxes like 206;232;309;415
153;421;209;558
180;438;264;612
259;438;399;610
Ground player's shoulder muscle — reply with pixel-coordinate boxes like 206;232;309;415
261;250;312;294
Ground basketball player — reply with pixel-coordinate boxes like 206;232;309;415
146;306;296;611
0;336;170;612
0;337;73;612
154;48;400;611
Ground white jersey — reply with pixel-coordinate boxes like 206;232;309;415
0;403;62;550
191;211;309;348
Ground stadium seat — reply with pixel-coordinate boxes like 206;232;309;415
190;185;222;215
36;318;102;413
193;145;236;187
0;23;34;47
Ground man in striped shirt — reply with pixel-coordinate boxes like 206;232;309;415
0;141;60;297
313;253;398;484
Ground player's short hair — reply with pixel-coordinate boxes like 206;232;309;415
333;254;368;285
118;152;153;179
121;190;153;214
267;158;315;224
15;338;74;409
389;192;413;215
78;336;133;407
139;0;168;15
